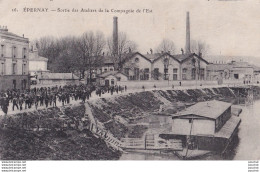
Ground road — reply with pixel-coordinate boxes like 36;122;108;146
0;83;252;116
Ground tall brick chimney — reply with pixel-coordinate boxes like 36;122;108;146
113;16;118;56
185;12;191;54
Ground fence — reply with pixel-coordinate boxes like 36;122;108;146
121;135;183;151
117;79;246;91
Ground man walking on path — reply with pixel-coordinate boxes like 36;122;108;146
12;96;19;111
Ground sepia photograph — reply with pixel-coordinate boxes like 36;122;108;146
0;0;259;168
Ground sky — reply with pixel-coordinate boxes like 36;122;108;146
0;0;260;61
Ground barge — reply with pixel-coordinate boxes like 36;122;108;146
120;100;241;159
161;100;241;159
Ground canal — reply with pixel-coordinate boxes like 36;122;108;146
120;100;260;160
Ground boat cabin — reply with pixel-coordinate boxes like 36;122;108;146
170;100;241;151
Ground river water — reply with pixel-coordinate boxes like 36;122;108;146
120;100;260;160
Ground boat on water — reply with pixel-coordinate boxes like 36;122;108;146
161;100;241;159
120;100;241;160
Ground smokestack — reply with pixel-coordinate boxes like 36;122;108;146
113;16;118;56
185;12;191;54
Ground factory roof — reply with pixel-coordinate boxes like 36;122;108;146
174;53;209;64
172;100;232;120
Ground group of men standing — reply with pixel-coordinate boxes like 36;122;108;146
0;84;128;115
0;84;96;115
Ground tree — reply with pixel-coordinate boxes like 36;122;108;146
77;31;106;81
107;32;138;70
52;36;79;73
33;36;61;71
191;40;210;57
155;39;176;54
34;31;106;81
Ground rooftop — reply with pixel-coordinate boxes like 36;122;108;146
174;53;193;62
173;100;232;120
0;26;28;40
207;61;254;71
29;51;48;61
144;53;162;62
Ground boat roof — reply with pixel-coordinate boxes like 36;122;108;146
173;100;232;120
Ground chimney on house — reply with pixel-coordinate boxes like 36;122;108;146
113;16;118;56
150;48;153;54
181;48;184;55
185;11;191;54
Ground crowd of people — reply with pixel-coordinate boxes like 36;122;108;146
0;84;127;115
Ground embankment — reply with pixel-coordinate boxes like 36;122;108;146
0;86;259;160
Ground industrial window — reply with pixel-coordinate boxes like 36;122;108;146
182;68;187;80
173;74;177;80
144;68;149;80
153;68;159;80
164;68;169;80
192;68;196;80
200;68;205;80
110;68;113;71
134;68;139;80
104;68;107;72
173;68;178;73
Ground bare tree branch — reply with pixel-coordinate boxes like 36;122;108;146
156;39;176;54
191;40;210;57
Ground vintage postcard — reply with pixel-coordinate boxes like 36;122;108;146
0;0;259;171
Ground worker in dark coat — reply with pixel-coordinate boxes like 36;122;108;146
12;96;19;111
2;97;9;115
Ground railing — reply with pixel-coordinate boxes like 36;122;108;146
121;136;183;151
